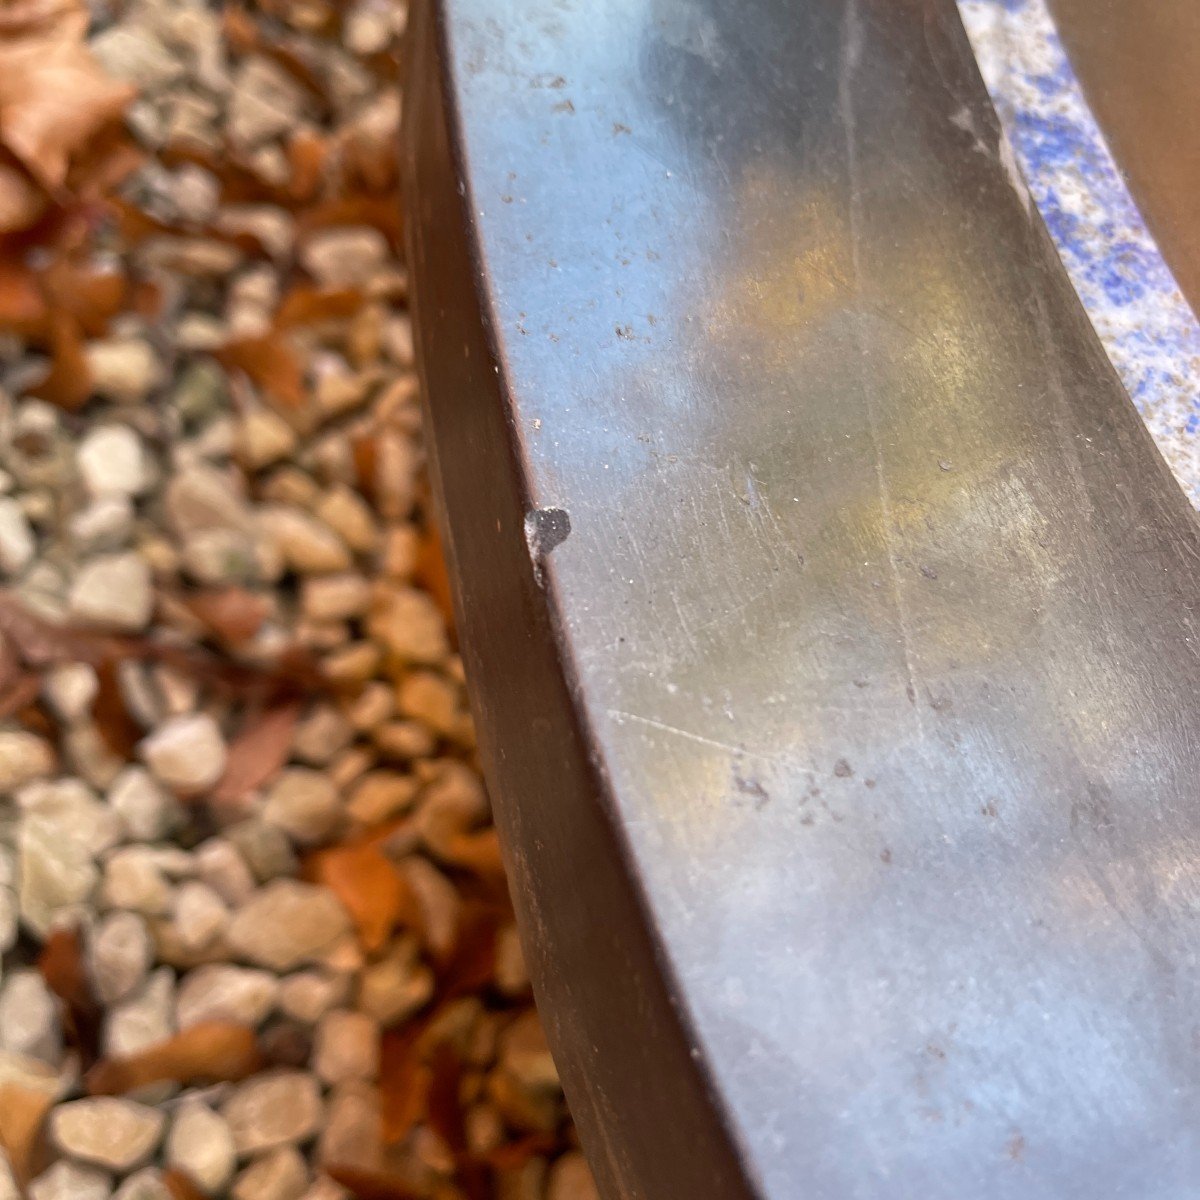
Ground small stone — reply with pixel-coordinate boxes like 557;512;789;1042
278;971;351;1025
101;847;173;916
345;0;400;54
367;586;449;666
172;881;229;952
229;57;308;148
90;910;154;1004
290;704;353;766
181;528;265;586
547;1153;599;1200
314;488;377;554
0;496;34;575
108;767;179;842
299;1177;351;1200
499;1011;560;1094
43;663;99;723
193;838;256;906
396;670;460;738
495;923;530;996
177;964;278;1028
300;227;388;288
237;409;297;470
18;806;98;936
215;205;296;260
345;771;417;827
113;1168;171;1200
0;970;61;1062
347;683;393;732
104;968;175;1058
300;574;371;622
357;937;433;1027
140;713;227;794
260;507;352;574
27;1161;112;1200
86;338;164;404
166;1101;236;1195
398;858;459;961
230;1146;309;1200
263;768;340;845
77;426;150;498
316;1083;378;1173
49;1098;165;1171
168;164;221;224
313;1009;378;1085
70;497;136;554
226;880;351;971
164;465;253;539
222;1070;323;1155
0;729;54;791
69;553;153;630
91;25;183;91
224;821;297;884
0;887;16;954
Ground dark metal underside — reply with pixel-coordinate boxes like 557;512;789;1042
403;1;1200;1196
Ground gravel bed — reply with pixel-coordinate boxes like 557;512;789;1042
0;0;594;1196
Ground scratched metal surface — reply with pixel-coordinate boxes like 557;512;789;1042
415;0;1200;1195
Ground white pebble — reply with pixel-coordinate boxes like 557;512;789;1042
262;768;341;845
313;1009;379;1085
166;1101;236;1195
0;496;35;575
27;1161;112;1200
176;964;278;1028
89;910;154;1005
49;1098;165;1171
226;880;351;972
140;713;227;794
77;426;150;498
69;553;153;630
222;1070;323;1155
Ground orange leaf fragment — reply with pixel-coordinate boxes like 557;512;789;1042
215;333;306;409
29;310;89;410
0;1082;53;1186
163;1169;210;1200
0;36;134;192
92;657;141;761
213;700;301;805
38;925;101;1064
184;586;270;647
307;840;414;954
414;523;455;633
87;1021;262;1096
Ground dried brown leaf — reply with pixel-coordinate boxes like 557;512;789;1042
162;1168;210;1200
29;309;89;410
213;700;301;805
183;586;270;647
92;658;141;761
0;1082;53;1186
87;1021;262;1095
214;332;306;409
307;839;415;954
0;36;134;191
37;924;101;1066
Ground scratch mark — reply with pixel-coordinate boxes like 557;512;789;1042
606;709;783;763
838;0;929;748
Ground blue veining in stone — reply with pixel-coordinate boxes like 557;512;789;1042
957;0;1200;506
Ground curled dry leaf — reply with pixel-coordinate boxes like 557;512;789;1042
86;1021;263;1096
0;1082;54;1186
183;586;271;647
37;924;102;1066
0;31;134;193
28;309;89;409
213;700;301;805
306;839;416;954
215;332;306;409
